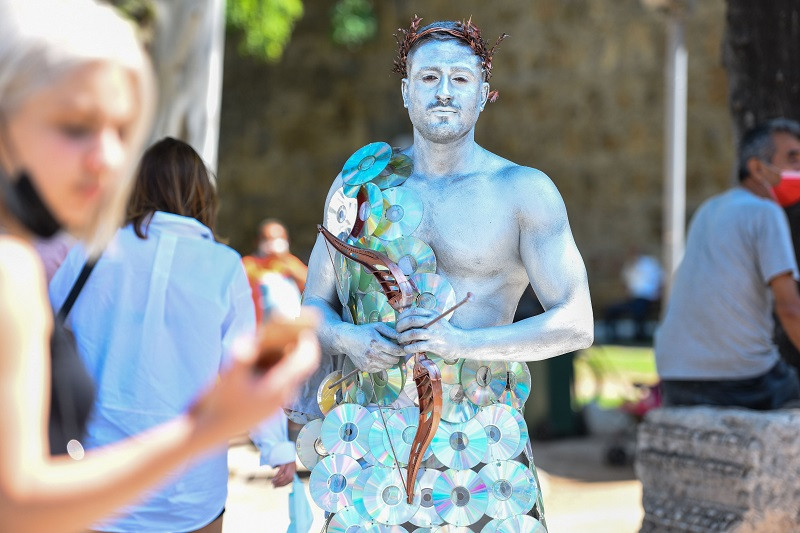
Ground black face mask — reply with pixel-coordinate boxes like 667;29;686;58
1;168;62;238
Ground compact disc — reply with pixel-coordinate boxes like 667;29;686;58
309;453;362;512
409;468;444;528
341;357;374;406
430;418;488;470
361;466;421;525
431;468;488;526
460;360;506;407
351;464;376;519
478;460;538;519
326;187;358;240
474;404;522;463
296;418;328;470
357;291;397;327
373;152;412;190
427;354;463;385
510;407;529;460
495;515;547;533
335;262;353;308
479;520;504;533
318;370;346;415
368;407;395;467
440;382;478;423
374;187;423;240
320;403;374;460
366;525;410;533
354;236;388;293
383;406;434;466
384;237;437;278
496;362;532;410
327;506;368;532
342;142;393;187
410;274;457;315
355;183;386;237
370;363;405;406
433;527;476;533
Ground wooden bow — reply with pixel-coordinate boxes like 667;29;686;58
317;224;441;504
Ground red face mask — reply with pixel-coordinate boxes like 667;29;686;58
772;170;800;207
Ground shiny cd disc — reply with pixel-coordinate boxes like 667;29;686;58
474;404;522;463
367;407;395;467
341;357;374;405
356;183;386;237
366;525;410;533
433;527;476;533
357;291;397;327
431;468;488;526
296;418;328;470
354;236;388;292
511;406;529;459
496;362;532;410
478;460;537;519
373;152;413;190
496;515;547;533
428;354;463;385
384;237;437;278
318;370;346;415
327;506;368;532
335;261;353;308
351;464;376;519
480;520;503;533
430;418;488;470
440;382;478;423
409;468;444;528
369;363;405;406
460;360;506;407
320;403;374;460
383;406;434;466
309;453;362;512
410;274;457;315
361;466;421;525
374;187;423;241
342;142;393;187
326;187;358;240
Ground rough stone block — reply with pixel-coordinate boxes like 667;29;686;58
635;406;800;532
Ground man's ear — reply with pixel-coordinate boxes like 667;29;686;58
747;156;767;180
479;81;490;111
401;78;409;108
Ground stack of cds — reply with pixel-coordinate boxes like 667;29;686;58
306;143;546;532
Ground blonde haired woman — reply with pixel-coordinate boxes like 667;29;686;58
0;2;318;532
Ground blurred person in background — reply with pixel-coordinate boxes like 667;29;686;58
50;137;255;532
604;247;663;343
0;2;318;532
655;118;800;410
244;219;309;487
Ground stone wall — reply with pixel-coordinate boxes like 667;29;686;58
217;0;732;311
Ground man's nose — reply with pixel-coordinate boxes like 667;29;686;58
436;78;453;103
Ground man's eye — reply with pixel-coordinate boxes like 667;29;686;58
422;75;438;82
60;124;93;138
453;77;468;83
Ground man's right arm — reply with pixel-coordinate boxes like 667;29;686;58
303;177;405;372
771;273;800;351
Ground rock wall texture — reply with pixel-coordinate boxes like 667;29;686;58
636;406;800;532
217;0;731;310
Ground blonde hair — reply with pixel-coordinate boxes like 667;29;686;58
0;0;155;254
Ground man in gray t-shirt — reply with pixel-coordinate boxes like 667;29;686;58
655;118;800;410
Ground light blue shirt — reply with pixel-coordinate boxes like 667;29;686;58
50;212;256;532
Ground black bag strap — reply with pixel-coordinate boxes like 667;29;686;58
56;257;100;323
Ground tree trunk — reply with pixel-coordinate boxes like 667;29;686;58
723;0;800;145
148;0;226;174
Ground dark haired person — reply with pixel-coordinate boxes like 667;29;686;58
655;118;800;409
50;138;260;533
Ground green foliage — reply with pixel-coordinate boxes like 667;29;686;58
226;0;304;62
330;0;377;48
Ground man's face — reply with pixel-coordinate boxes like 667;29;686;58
401;39;490;144
766;132;800;185
260;223;290;256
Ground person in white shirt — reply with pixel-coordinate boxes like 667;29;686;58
604;249;663;342
51;138;253;533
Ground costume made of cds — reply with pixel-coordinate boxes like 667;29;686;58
296;143;548;533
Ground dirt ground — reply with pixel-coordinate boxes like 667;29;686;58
222;435;643;533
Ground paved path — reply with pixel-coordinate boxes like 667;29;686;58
222;435;643;533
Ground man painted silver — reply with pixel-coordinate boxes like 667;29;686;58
304;28;593;373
